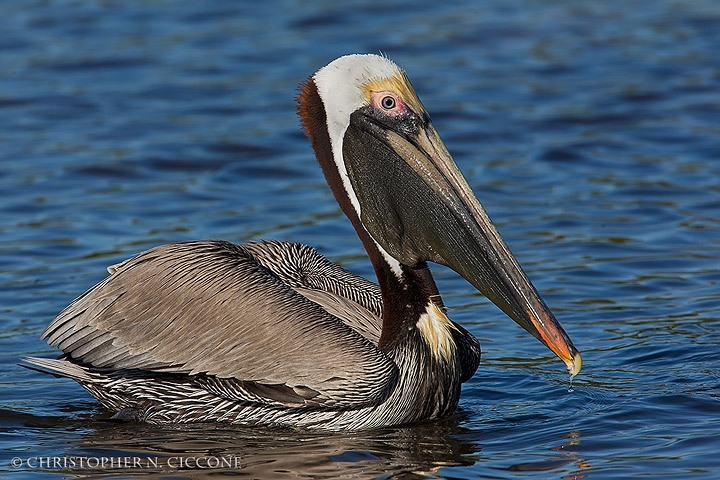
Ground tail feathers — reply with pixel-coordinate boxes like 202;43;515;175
20;357;92;382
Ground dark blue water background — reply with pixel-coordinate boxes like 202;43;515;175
1;1;719;478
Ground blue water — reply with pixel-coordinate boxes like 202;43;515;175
2;1;720;478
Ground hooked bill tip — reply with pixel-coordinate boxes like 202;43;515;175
565;350;582;378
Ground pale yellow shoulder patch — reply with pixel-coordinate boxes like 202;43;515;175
416;302;458;362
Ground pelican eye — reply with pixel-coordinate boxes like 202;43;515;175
370;91;407;117
381;95;396;110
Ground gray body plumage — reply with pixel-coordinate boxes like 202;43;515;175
24;240;480;430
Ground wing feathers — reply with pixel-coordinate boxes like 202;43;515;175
43;240;398;408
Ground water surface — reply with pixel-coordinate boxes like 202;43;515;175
2;1;719;478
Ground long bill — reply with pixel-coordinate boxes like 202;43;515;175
343;116;582;376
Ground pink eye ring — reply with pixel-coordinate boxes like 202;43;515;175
370;91;407;117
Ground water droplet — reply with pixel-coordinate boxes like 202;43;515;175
567;374;575;393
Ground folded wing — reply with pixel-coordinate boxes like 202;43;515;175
43;241;398;408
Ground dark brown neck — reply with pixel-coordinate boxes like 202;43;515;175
297;78;443;352
373;260;444;351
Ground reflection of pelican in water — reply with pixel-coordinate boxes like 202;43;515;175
1;408;590;478
1;408;477;477
23;54;580;430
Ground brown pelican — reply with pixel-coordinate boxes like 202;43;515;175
23;54;581;430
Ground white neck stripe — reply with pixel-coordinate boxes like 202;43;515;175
313;54;405;279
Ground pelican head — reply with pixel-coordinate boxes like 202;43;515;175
298;54;581;376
